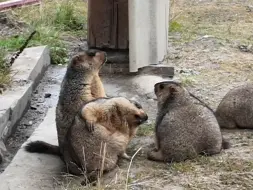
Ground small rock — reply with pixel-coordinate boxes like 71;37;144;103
246;5;253;12
30;106;37;110
44;93;51;98
0;151;2;164
0;141;7;164
24;121;33;126
38;98;45;103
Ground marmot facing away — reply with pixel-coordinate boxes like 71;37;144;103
25;97;148;181
215;82;253;129
56;49;107;154
148;81;228;162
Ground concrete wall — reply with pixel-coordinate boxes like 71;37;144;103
128;0;169;72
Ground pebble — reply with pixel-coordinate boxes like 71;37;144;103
44;93;51;98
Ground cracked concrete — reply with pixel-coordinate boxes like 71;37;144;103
0;46;50;164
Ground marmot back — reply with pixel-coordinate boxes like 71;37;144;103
215;82;253;129
56;50;107;152
148;81;227;163
65;97;148;181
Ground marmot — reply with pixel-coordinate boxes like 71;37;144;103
148;81;228;162
56;49;107;155
25;97;148;182
215;82;253;129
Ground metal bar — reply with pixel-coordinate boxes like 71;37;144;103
0;0;41;11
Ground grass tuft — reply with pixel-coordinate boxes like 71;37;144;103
1;0;87;65
169;21;182;32
0;50;11;87
136;123;155;137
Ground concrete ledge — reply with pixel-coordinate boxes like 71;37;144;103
101;63;174;77
0;46;50;161
0;108;63;190
100;63;130;74
138;65;174;77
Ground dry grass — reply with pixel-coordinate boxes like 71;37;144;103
169;0;253;44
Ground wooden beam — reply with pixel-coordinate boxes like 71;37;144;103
87;0;129;50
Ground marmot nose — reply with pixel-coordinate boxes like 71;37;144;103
143;114;148;121
140;114;148;124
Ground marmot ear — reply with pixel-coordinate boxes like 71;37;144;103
71;53;84;66
93;51;106;63
154;83;165;95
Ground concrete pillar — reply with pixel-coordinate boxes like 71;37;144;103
128;0;169;72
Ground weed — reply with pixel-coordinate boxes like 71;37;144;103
136;123;154;137
0;36;26;52
169;21;182;32
180;76;196;87
53;1;85;31
28;29;68;64
169;161;196;173
0;50;10;87
3;0;87;65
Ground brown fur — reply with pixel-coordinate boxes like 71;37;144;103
91;74;106;98
55;49;106;155
66;97;148;179
25;97;148;182
148;81;227;163
215;82;253;129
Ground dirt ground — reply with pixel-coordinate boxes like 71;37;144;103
1;0;253;189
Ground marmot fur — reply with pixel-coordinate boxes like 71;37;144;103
148;81;229;162
56;49;107;154
25;97;148;182
215;82;253;129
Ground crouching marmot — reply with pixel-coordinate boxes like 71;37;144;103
25;97;148;182
148;81;229;162
215;82;253;129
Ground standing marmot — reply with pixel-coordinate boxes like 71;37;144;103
56;49;107;154
25;97;148;182
148;81;228;162
215;82;253;129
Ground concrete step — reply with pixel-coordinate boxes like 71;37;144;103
0;107;63;190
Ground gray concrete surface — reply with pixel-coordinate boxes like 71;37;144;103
0;46;50;163
0;64;174;189
0;108;63;190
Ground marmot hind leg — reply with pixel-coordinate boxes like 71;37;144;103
147;149;165;162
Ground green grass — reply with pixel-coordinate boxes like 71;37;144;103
0;36;26;51
0;50;11;87
169;21;183;33
136;123;155;136
179;76;196;87
1;0;87;65
0;0;87;86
